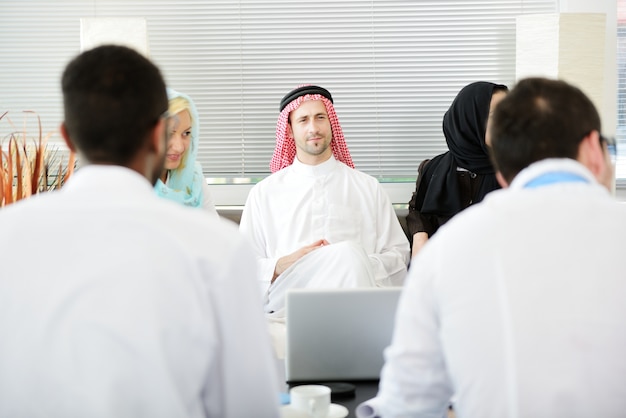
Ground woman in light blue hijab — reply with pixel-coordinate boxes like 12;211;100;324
155;89;218;216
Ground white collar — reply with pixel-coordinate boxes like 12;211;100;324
509;159;597;190
62;165;155;198
290;155;338;177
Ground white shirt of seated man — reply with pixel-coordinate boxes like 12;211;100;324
240;86;410;326
358;78;625;418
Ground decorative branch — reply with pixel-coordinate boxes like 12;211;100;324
0;111;76;207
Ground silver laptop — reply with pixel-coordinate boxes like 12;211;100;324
285;287;402;383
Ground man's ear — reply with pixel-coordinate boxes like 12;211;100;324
150;117;167;155
576;130;605;179
59;123;77;153
496;171;509;188
577;130;614;190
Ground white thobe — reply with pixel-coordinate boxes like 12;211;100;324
359;159;626;418
239;156;410;314
0;166;280;418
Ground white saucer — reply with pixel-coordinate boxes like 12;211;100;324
280;403;349;418
326;404;349;418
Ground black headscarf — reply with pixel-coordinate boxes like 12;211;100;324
420;81;507;216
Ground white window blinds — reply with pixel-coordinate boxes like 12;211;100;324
617;0;626;184
1;0;556;182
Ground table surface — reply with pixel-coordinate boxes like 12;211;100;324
289;380;456;418
333;380;379;418
289;380;379;418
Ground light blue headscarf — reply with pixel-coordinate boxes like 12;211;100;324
154;88;205;208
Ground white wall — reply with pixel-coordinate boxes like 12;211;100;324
559;0;618;136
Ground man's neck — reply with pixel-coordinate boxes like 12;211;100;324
295;152;333;166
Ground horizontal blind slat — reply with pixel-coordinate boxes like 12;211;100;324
1;0;556;180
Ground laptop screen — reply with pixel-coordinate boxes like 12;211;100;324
285;287;402;383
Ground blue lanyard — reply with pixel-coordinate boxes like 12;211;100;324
523;171;589;188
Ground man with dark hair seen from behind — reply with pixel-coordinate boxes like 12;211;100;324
0;45;280;418
357;77;626;417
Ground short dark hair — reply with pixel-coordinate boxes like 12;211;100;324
61;45;168;165
490;77;601;184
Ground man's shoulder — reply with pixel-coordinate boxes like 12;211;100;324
338;163;381;185
0;190;60;219
162;201;240;236
146;202;249;266
247;168;289;195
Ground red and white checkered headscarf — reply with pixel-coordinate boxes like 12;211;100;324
270;85;355;173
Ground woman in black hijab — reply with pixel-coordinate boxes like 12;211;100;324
407;81;508;257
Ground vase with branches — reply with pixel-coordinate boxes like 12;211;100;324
0;111;76;207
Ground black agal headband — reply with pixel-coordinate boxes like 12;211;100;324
279;85;334;112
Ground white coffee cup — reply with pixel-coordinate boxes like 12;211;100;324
289;384;331;418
